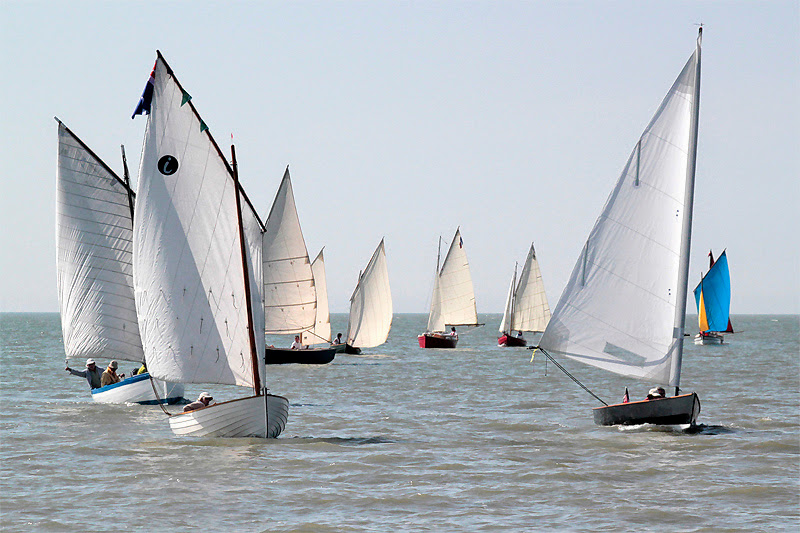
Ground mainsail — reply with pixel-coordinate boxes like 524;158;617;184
538;35;702;388
694;250;733;333
262;169;317;334
499;244;550;334
301;249;331;345
346;239;393;348
426;228;479;331
56;120;143;363
133;53;265;390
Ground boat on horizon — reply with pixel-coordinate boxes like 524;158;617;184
498;243;550;347
694;249;734;345
535;29;705;427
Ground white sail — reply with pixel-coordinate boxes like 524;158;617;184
133;55;265;389
436;228;479;328
346;239;393;348
56;120;144;363
262;169;317;334
539;40;701;387
302;249;331;345
498;264;516;334
511;244;550;333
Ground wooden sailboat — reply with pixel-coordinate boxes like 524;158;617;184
535;30;705;427
340;239;393;355
262;169;336;365
498;243;551;347
56;119;183;404
132;52;288;438
418;228;482;348
694;249;734;345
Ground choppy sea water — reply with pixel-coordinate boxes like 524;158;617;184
1;313;798;531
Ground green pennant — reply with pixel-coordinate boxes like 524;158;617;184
200;120;208;133
181;90;192;106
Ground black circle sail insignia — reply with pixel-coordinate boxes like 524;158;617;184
158;155;179;175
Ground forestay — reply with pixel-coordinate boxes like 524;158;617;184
56;120;144;363
346;239;393;348
302;249;331;345
538;45;701;386
133;55;265;389
262;169;317;333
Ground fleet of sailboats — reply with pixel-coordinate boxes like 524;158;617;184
498;244;550;347
57;30;719;435
694;250;734;345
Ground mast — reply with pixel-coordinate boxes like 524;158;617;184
669;27;702;394
231;144;262;396
120;145;135;224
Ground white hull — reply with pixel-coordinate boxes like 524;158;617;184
168;395;289;438
91;373;184;404
694;332;724;345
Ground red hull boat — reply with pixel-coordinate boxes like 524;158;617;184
498;334;527;347
418;333;458;348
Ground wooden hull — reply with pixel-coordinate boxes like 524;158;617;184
418;333;458;349
694;332;724;345
593;393;701;426
91;373;184;405
498;334;527;347
344;344;361;355
168;394;289;438
265;346;336;365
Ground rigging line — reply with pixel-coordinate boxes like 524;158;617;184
149;376;173;416
537;348;608;406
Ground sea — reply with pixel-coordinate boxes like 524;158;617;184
1;313;798;532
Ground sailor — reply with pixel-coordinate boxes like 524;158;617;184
646;387;666;400
450;326;458;338
65;358;103;389
100;360;124;387
332;333;343;345
183;392;214;412
516;331;524;338
291;335;303;350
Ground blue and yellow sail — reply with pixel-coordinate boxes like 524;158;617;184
693;250;734;333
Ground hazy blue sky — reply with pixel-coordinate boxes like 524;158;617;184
1;1;798;315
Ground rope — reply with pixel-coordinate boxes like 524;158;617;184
148;374;174;416
535;348;608;406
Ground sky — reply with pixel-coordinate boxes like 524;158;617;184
1;1;798;315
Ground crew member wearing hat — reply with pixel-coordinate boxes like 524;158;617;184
65;358;104;389
100;360;124;387
646;387;666;400
183;392;214;412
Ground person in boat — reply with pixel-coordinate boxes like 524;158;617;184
516;331;524;338
332;333;343;345
646;387;666;400
291;335;303;350
133;363;147;375
65;358;103;389
183;392;214;412
100;360;124;387
449;326;458;338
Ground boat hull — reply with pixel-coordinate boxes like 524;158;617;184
168;394;289;438
265;346;336;365
344;344;361;355
498;334;527;347
91;373;184;404
418;333;458;349
694;332;724;345
593;393;701;426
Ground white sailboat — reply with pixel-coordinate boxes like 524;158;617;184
418;228;481;348
535;30;704;426
132;51;288;438
498;243;550;347
341;239;393;354
301;249;332;346
56;119;183;404
262;169;336;364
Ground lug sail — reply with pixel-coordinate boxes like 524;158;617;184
302;249;331;345
512;244;550;333
346;239;393;348
498;264;517;334
436;228;479;328
133;53;265;389
539;37;702;387
56;120;144;363
262;169;317;334
694;250;732;333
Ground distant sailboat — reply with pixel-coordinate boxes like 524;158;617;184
418;228;482;348
133;51;288;438
535;30;704;427
694;249;734;345
301;249;332;347
56;119;183;404
262;169;336;365
498;243;551;347
340;239;393;354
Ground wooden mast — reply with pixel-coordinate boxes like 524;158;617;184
231;144;262;396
